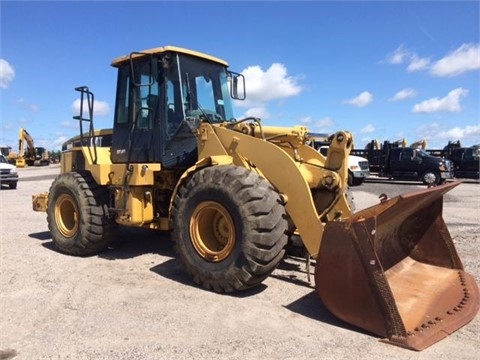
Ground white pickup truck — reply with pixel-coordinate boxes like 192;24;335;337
318;146;370;186
0;154;18;189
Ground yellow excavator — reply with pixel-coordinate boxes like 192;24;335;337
410;139;428;150
32;46;478;351
16;127;50;167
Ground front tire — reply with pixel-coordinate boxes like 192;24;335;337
47;172;115;256
421;170;441;186
347;171;354;186
350;173;364;186
171;165;288;293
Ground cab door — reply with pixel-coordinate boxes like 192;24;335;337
391;148;421;177
111;59;163;164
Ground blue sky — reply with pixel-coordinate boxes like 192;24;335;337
1;0;479;151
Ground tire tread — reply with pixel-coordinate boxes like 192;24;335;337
172;165;288;292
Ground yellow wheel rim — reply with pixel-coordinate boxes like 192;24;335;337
190;201;235;262
55;193;79;238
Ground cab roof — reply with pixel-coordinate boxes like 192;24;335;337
111;45;228;67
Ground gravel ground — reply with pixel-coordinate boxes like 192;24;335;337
1;164;478;360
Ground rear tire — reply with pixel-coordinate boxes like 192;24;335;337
171;165;288;292
47;172;115;256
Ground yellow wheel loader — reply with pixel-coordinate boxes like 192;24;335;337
32;46;478;350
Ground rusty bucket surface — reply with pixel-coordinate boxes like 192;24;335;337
315;181;479;350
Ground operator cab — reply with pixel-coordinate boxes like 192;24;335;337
110;46;245;167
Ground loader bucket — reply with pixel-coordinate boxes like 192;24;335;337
315;181;479;351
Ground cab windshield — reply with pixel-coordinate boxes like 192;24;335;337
416;149;430;157
171;53;235;123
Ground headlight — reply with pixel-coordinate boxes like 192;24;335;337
349;165;360;170
10;169;17;175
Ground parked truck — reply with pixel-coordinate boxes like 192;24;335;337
308;133;370;186
450;146;479;179
352;140;454;185
0;154;18;189
426;141;479;180
0;145;18;165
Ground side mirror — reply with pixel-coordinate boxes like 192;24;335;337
228;71;246;100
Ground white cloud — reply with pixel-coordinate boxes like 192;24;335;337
386;46;430;72
386;45;430;71
0;59;15;89
415;122;480;147
387;45;410;64
407;55;430;72
298;116;334;131
416;122;441;140
238;63;302;107
412;88;468;113
360;124;375;133
71;99;110;116
389;88;418;102
387;43;480;77
437;124;480;141
242;106;270;120
344;91;373;107
430;43;480;77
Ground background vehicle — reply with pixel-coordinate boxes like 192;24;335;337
308;133;370;186
16;127;50;167
426;139;461;158
0;145;18;165
450;146;479;179
32;46;478;350
352;140;454;185
320;146;370;186
0;154;18;189
426;141;479;180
